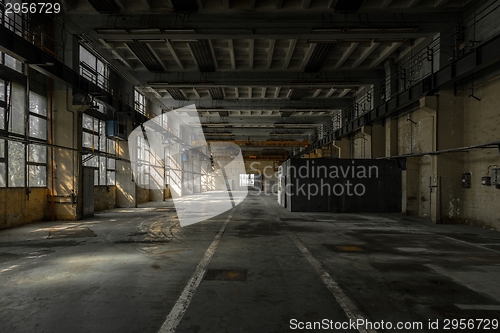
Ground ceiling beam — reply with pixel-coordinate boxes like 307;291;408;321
351;41;380;69
173;98;351;110
338;88;351;98
235;87;239;98
146;44;168;71
283;39;297;70
313;89;322;98
99;39;134;69
435;0;451;7
300;43;317;71
369;42;402;68
223;0;230;10
408;0;422;7
136;70;384;87
266;39;275;70
208;40;218;70
276;0;283;9
381;0;394;8
193;88;201;99
166;40;184;70
228;39;236;70
302;0;312;9
262;87;267;98
325;88;337;98
334;42;358;69
274;87;281;98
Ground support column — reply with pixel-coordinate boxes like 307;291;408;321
333;138;351;159
116;141;137;207
385;118;398;157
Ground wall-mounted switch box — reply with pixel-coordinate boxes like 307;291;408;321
492;168;500;185
462;172;471;188
482;176;491;186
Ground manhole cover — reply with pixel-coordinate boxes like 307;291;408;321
48;227;96;239
204;269;247;281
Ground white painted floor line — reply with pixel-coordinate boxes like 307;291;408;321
158;213;233;333
286;231;377;333
439;235;500;254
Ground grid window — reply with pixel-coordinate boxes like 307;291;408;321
239;174;254;186
79;45;108;90
134;89;146;116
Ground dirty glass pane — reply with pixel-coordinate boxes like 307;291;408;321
0;163;5;187
107;171;115;185
29;115;47;140
0;80;4;101
82;114;94;131
0;107;4;130
4;54;22;73
28;144;46;163
8;141;25;187
0;140;4;158
108;158;115;170
99;121;106;151
29;165;46;187
107;139;116;155
79;45;95;68
10;83;25;135
94;169;98;186
99;156;106;185
29;92;47;116
82;132;92;148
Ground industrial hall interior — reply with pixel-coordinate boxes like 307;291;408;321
1;0;500;332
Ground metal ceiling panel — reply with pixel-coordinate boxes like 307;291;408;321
189;40;216;72
289;89;308;100
209;88;225;100
166;88;186;100
87;0;120;13
126;42;164;72
171;0;198;13
304;43;337;72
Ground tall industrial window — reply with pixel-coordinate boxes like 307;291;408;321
79;45;108;90
134;89;146;116
136;135;150;186
239;174;254;186
0;80;47;188
82;113;116;186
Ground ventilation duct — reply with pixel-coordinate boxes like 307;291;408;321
127;42;164;72
87;0;120;13
304;43;337;72
188;40;216;72
166;88;186;100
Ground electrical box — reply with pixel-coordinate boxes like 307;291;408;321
492;168;500;189
482;176;491;186
106;120;127;140
462;172;471;188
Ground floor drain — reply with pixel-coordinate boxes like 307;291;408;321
48;227;96;239
204;269;247;281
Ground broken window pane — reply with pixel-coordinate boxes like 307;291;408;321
10;84;25;135
29;92;47;116
29;115;47;140
28;144;47;163
29;165;46;187
8;141;25;187
0;163;5;187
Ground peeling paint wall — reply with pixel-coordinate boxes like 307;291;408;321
0;188;48;229
94;186;116;212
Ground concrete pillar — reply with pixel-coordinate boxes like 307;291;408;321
385;118;398;157
116;141;137;207
50;86;80;220
365;123;385;159
384;59;398;100
402;157;420;215
333;138;351;159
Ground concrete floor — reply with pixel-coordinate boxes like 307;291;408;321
1;192;500;333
